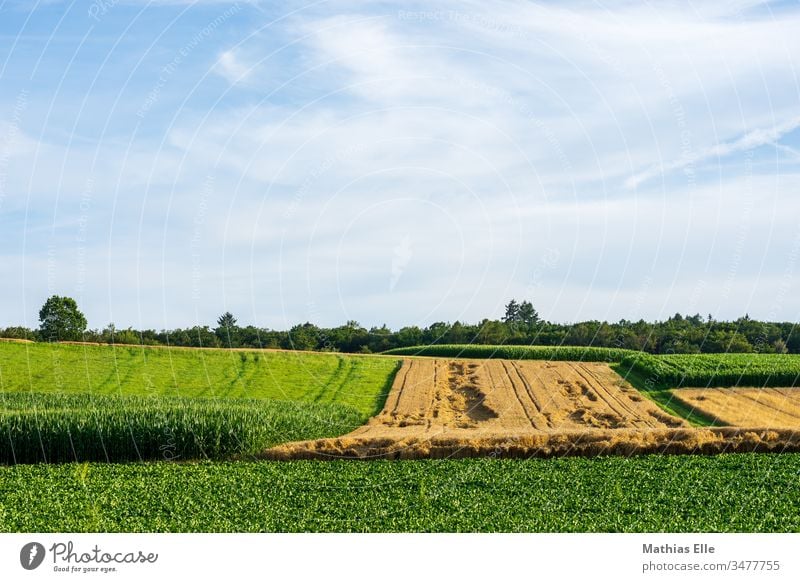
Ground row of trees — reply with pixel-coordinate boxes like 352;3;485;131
2;296;798;354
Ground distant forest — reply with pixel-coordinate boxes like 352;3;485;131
2;297;798;355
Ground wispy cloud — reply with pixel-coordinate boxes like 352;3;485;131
626;116;800;188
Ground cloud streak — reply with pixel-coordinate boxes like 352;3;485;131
626;116;800;188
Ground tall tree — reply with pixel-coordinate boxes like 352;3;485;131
38;295;87;341
518;301;540;328
215;312;239;347
503;299;520;324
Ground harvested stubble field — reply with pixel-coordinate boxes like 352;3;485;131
672;388;800;428
266;359;800;459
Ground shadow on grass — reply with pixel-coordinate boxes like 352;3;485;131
369;359;403;419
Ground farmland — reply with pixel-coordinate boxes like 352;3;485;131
269;359;690;459
267;359;800;459
385;345;800;389
672;388;800;428
6;342;800;463
1;455;799;532
374;359;684;431
0;393;362;463
0;341;400;418
384;344;634;362
4;340;800;532
619;352;800;388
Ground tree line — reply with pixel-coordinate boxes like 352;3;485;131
1;295;798;354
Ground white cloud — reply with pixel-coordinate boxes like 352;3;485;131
214;49;251;84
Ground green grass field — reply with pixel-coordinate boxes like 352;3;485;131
1;454;797;532
0;342;400;418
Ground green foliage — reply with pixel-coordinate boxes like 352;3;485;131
285;323;321;350
12;308;800;354
502;299;520;323
38;295;87;341
0;327;35;340
502;299;539;329
620;352;800;388
383;344;635;362
0;393;361;464
517;301;539;327
475;320;509;344
215;312;239;347
216;312;237;329
2;454;799;532
774;339;789;354
0;342;400;419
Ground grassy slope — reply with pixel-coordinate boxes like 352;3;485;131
1;454;798;532
0;342;400;419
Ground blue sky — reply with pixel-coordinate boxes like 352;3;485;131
1;0;800;330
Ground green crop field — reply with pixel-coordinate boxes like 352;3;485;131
0;341;400;418
619;352;800;388
384;344;634;362
0;393;362;463
0;454;798;532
